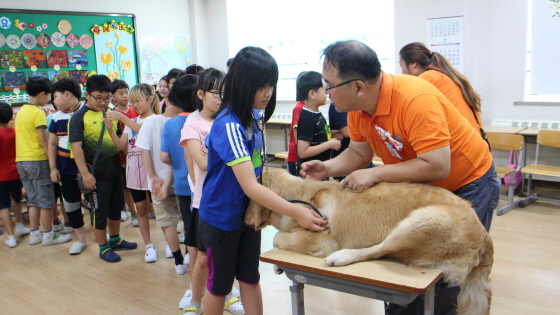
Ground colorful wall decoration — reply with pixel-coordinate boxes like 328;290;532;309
92;20;136;83
0;9;139;100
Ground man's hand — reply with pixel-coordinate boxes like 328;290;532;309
299;160;328;180
294;208;329;232
50;168;61;183
339;168;378;191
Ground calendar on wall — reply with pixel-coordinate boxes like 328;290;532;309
427;16;464;73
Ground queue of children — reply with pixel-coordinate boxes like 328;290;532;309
1;40;490;315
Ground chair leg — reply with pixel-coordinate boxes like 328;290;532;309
498;174;521;216
520;174;536;208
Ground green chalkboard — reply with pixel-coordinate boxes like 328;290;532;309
0;9;139;100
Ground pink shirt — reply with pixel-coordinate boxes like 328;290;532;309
180;112;212;208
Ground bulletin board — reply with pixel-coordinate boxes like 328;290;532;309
0;9;139;100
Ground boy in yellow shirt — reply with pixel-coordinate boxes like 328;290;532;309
15;76;71;246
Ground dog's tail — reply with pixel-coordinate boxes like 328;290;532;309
456;232;493;315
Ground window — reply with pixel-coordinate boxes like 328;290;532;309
525;0;560;101
226;0;395;100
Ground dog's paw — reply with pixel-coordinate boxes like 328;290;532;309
274;264;284;275
325;249;355;267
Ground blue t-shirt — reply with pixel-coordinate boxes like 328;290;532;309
199;109;263;231
48;111;78;175
161;113;191;196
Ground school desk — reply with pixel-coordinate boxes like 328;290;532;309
260;248;442;315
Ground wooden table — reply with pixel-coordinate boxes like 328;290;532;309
483;125;528;134
260;248;442;315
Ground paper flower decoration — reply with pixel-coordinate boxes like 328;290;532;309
118;22;127;31
36;26;42;32
110;20;119;30
114;31;121;39
88;70;97;77
120;59;132;72
100;52;113;65
17;22;26;31
105;40;113;48
91;25;101;35
107;70;120;81
28;22;35;28
102;23;110;34
118;43;127;54
42;23;48;29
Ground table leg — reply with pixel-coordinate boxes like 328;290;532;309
283;125;289;151
423;285;435;315
290;282;305;315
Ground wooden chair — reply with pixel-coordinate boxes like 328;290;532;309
486;132;525;215
520;130;560;207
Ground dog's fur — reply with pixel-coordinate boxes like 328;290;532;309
245;169;493;315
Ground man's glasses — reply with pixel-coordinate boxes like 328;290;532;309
131;97;147;105
323;78;364;91
92;96;112;104
208;90;222;99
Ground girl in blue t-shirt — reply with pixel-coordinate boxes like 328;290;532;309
198;47;328;315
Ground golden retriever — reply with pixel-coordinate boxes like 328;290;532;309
245;168;493;315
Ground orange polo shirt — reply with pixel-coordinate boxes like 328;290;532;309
419;69;482;134
348;72;492;192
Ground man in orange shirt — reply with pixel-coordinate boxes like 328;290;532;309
300;40;500;315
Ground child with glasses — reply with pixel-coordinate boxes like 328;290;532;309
69;75;137;263
179;69;244;315
295;71;341;176
196;47;327;315
106;84;159;263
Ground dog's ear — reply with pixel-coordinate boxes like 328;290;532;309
244;199;270;230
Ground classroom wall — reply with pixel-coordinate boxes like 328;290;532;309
395;0;560;125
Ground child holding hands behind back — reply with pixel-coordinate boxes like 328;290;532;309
198;47;328;315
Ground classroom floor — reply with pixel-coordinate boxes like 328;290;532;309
0;198;559;314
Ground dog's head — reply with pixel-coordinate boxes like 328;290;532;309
244;168;297;230
245;199;272;230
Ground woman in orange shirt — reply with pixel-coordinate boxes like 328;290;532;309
399;42;484;136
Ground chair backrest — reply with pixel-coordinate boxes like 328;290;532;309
486;132;524;151
534;130;560;164
537;130;560;148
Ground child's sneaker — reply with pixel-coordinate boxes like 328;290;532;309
29;230;43;245
111;239;137;251
184;253;190;266
175;264;186;275
182;304;202;315
52;222;64;232
166;243;173;258
100;248;121;263
225;296;245;315
179;234;185;244
62;226;74;234
131;215;139;227
178;289;192;309
145;244;157;263
42;231;72;246
5;235;17;248
69;242;86;255
14;224;30;237
120;209;128;221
